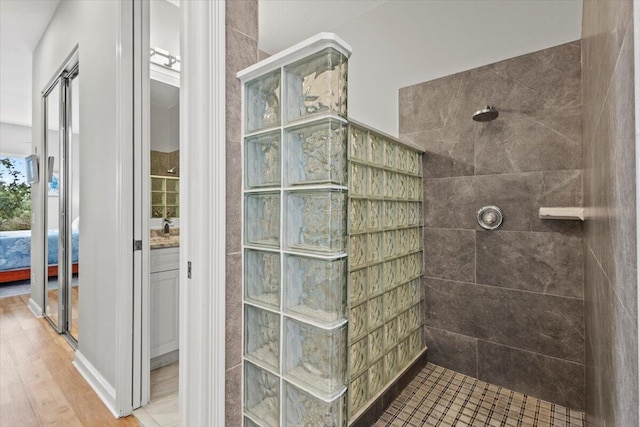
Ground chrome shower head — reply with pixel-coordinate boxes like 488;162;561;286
472;106;499;122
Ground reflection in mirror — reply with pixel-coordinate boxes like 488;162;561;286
69;70;80;341
45;80;61;329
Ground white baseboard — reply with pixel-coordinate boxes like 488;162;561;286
73;350;119;418
150;350;179;371
27;298;43;317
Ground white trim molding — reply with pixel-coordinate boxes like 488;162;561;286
73;351;119;418
180;1;226;426
27;298;43;317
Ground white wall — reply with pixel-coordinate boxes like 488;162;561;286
260;0;582;136
0;122;32;157
150;102;179;152
150;0;179;56
32;0;122;388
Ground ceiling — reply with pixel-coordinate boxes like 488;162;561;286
0;0;60;127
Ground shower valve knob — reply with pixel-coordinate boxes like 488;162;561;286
477;206;503;230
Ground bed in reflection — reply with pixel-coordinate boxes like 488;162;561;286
0;229;79;283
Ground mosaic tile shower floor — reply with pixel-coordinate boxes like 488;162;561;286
374;363;584;427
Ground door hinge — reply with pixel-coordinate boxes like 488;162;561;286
133;240;143;251
187;261;192;279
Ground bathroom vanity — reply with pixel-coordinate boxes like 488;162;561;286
150;237;179;367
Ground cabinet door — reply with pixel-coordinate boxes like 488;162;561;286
150;269;180;358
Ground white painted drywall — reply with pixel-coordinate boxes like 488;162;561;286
260;0;582;136
0;122;32;157
150;103;179;152
32;0;121;387
150;0;180;57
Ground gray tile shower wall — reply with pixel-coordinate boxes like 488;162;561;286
582;0;639;425
399;41;586;410
225;2;259;426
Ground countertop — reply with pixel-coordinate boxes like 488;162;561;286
150;229;180;249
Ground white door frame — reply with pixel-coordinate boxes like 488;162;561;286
115;0;227;425
179;1;226;425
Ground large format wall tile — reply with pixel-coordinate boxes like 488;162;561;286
476;231;583;298
424;326;477;378
424;278;584;364
477;340;585;410
423;229;474;282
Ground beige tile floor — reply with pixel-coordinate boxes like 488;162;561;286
133;361;179;427
375;363;585;427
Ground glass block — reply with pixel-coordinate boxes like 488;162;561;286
245;192;280;248
368;295;383;330
349;373;368;414
398;338;410;367
151;177;163;191
396;145;408;173
246;69;281;133
369;134;384;166
383;139;396;169
245;131;281;189
368;358;385;398
384;349;397;383
284;254;346;324
397;174;408;200
285;190;346;254
409;328;423;358
350;303;367;342
166;193;179;206
383;171;396;198
384;317;398;350
349;126;368;161
408;202;421;226
165;206;179;218
369;168;383;198
368;327;384;362
383;260;397;290
383;230;396;259
397;255;409;284
167;179;179;192
349;268;367;305
407;227;421;252
408;151;421;176
398;309;410;338
244;305;280;371
368;232;383;264
350;337;368;376
244;417;261;427
349;199;368;234
368;263;383;297
284;48;347;123
398;282;411;311
383;289;397;320
349;163;368;198
397;202;408;227
244;361;279;427
245;249;280;309
397;230;408;256
285;119;346;186
383;202;396;229
409;302;422;331
408;176;422;201
349;234;367;270
283;318;347;397
151;206;163;218
411;279;422;305
368;200;382;230
284;381;346;427
151;192;164;205
408;252;422;279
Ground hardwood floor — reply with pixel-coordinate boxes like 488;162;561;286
0;294;140;427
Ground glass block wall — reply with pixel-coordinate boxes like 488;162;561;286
240;35;424;427
346;124;424;418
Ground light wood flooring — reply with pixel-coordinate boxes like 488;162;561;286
0;294;140;427
47;284;79;339
133;361;179;427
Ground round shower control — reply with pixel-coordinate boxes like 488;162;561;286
477;206;503;230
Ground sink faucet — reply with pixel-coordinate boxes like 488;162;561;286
163;218;172;235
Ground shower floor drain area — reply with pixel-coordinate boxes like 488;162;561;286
374;363;584;427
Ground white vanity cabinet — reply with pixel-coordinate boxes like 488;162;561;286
150;247;179;360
